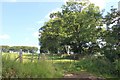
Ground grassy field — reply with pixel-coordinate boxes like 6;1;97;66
2;53;120;78
2;53;75;63
2;53;75;78
2;53;64;78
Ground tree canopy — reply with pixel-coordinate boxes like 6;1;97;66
39;1;103;54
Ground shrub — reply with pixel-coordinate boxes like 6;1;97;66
74;56;117;78
113;59;120;77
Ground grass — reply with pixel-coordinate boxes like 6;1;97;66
72;56;119;78
2;53;63;78
2;53;120;78
0;53;1;79
51;54;120;78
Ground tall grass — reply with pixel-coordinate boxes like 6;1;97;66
74;56;119;78
0;53;2;79
2;53;119;78
2;54;63;78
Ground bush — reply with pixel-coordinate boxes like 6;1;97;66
113;59;120;77
74;56;118;78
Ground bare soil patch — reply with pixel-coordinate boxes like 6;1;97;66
64;71;105;80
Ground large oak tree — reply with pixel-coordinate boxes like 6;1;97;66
39;0;102;54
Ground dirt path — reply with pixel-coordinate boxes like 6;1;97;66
64;71;105;80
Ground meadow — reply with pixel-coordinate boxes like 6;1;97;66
2;53;120;78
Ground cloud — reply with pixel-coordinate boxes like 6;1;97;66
10;0;16;2
36;0;106;25
26;27;36;31
36;20;45;24
106;0;120;8
106;0;119;3
33;31;39;38
0;0;17;2
89;0;106;10
0;34;10;40
45;8;62;19
37;8;62;25
24;37;38;47
25;37;29;41
13;0;64;2
63;0;106;10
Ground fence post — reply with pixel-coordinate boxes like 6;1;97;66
31;53;34;62
19;49;23;63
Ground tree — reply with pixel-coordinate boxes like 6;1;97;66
1;45;10;53
102;7;120;62
2;46;38;53
39;1;102;55
101;7;120;76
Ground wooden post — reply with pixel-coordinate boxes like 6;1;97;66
19;49;23;63
38;53;40;62
31;53;34;62
38;47;41;62
31;50;35;62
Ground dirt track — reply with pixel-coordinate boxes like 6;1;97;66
64;71;105;80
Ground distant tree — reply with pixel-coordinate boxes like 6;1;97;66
2;46;38;53
1;45;10;53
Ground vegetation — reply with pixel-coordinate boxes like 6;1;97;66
1;45;38;53
2;53;119;78
39;0;120;77
2;53;63;78
2;0;120;79
39;1;102;54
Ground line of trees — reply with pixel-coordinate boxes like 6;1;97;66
0;45;38;53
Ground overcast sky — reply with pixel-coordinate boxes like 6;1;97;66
0;0;119;47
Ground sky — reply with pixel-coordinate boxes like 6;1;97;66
0;0;120;48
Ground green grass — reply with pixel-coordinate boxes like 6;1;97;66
72;56;119;78
52;55;120;78
2;53;120;78
2;53;63;78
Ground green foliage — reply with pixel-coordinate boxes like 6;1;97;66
101;7;120;62
74;57;119;78
2;53;120;78
39;1;102;54
51;55;120;78
113;59;120;77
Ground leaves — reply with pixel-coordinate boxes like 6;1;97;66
39;1;102;54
